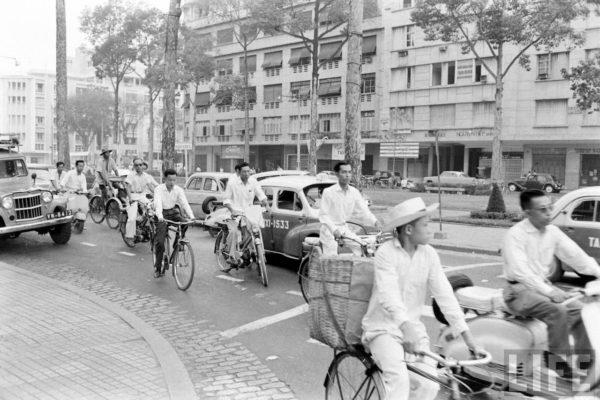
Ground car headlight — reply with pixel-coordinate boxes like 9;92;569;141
42;191;53;203
1;196;13;209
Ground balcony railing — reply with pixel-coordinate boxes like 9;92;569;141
263;134;281;142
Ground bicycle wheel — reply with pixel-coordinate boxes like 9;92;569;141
298;257;310;303
105;199;121;229
119;213;135;248
214;230;231;272
255;241;268;287
173;241;195;291
89;196;105;223
325;351;385;400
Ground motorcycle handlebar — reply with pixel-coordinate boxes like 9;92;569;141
418;349;492;368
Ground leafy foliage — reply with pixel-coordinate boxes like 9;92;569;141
563;53;600;112
180;29;216;87
486;183;506;213
213;75;255;111
66;89;112;150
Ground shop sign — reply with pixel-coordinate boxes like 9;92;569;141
575;148;600;154
175;143;193;151
222;145;244;159
380;142;419;158
456;129;493;138
479;151;523;160
530;147;566;155
332;143;365;160
456;60;473;81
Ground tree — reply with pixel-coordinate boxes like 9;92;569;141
81;1;140;161
563;53;600;113
56;0;70;167
66;89;112;153
412;0;591;183
211;0;260;162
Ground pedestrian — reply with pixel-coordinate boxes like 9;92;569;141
95;147;119;203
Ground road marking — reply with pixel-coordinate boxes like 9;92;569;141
216;275;244;283
307;338;328;347
286;290;303;297
81;242;96;247
220;304;309;338
118;251;136;257
443;262;502;273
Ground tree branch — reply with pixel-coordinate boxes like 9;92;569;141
450;10;497;80
502;36;542;77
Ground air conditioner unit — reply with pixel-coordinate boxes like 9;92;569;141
398;50;408;57
364;56;373;64
439;46;448;52
538;73;548;80
480;75;488;83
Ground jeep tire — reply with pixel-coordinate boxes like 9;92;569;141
50;222;72;244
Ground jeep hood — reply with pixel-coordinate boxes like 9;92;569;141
0;175;39;194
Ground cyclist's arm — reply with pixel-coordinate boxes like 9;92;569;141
253;183;270;211
154;186;164;221
177;187;195;220
318;190;337;235
223;178;235;214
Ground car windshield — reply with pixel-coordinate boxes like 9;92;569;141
303;183;335;209
0;159;27;178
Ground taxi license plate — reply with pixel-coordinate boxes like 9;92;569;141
46;210;72;220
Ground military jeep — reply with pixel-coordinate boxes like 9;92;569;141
0;137;73;244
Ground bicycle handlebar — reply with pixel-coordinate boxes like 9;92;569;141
418;349;492;368
163;218;198;226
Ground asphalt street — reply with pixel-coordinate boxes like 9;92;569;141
0;221;588;399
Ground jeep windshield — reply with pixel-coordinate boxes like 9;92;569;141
303;183;335;209
0;159;27;178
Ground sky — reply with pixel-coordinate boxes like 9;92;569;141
0;0;168;72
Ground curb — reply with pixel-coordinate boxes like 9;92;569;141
0;261;198;400
432;244;501;257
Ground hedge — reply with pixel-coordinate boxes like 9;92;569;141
470;211;522;221
411;182;492;196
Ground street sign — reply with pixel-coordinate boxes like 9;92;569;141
379;142;419;158
175;143;192;151
332;143;365;160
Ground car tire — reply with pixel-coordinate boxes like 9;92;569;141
547;257;564;283
202;196;217;214
50;221;72;244
432;274;473;325
544;185;554;194
508;183;517;192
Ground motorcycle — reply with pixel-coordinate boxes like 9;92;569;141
433;275;600;399
119;194;154;248
65;191;89;234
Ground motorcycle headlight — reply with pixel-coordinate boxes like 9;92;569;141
1;196;13;209
41;191;53;203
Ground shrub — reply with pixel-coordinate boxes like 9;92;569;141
409;182;427;192
470;211;522;221
486;183;506;213
422;182;492;196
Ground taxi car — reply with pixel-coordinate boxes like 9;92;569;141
253;170;309;181
184;172;231;216
548;187;600;281
508;173;562;193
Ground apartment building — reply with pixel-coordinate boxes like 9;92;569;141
183;0;600;189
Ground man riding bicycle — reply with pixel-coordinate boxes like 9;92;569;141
319;161;381;256
153;168;195;278
95;147;119;202
223;162;271;264
124;157;159;243
60;160;88;193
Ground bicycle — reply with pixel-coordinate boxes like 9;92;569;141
213;205;269;286
89;177;127;229
118;195;154;248
151;218;196;291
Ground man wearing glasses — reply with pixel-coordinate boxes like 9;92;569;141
502;189;600;379
124;158;158;243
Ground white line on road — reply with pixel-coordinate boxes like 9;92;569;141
286;290;303;297
216;275;244;283
118;251;136;257
220;304;309;338
81;242;96;247
443;262;502;273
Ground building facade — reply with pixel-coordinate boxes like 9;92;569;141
181;0;600;189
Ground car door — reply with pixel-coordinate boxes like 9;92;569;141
271;188;306;253
184;177;204;217
259;187;275;251
561;198;600;262
524;175;538;190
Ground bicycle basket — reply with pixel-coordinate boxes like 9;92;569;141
308;255;375;350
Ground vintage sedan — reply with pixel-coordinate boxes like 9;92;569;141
423;171;477;185
507;173;562;193
547;187;600;281
253;170;309;181
184;172;230;216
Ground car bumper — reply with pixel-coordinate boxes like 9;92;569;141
0;215;73;235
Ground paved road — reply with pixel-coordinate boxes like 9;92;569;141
0;221;587;399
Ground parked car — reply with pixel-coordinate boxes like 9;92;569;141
423;171;477;185
547;187;600;281
253;170;309;181
507;173;562;193
184;172;230;216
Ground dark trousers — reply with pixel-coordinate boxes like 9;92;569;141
503;282;590;355
99;184;110;203
154;208;184;271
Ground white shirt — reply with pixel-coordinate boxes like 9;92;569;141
223;177;266;212
153;184;194;220
319;184;377;233
60;170;87;193
50;169;66;187
362;240;469;343
126;172;157;195
503;219;600;295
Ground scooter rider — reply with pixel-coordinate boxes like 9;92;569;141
51;161;66;191
319;161;380;256
124;157;158;242
95;147;119;202
362;198;485;400
60;160;88;193
502;189;600;378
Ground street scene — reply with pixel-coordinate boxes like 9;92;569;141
2;0;600;399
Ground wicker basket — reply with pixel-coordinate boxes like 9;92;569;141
308;255;375;350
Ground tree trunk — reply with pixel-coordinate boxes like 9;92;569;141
148;88;155;170
243;46;250;163
344;0;363;185
162;0;182;172
55;0;70;167
187;86;196;171
113;86;120;162
491;44;504;183
308;0;321;175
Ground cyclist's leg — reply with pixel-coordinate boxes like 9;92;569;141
99;184;108;203
125;201;138;239
340;227;363;256
225;217;242;260
154;221;167;275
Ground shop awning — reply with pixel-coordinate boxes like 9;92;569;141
234;117;256;130
261;51;283;68
319;41;342;61
362;36;376;56
289;46;311;65
318;80;341;96
195;92;210;107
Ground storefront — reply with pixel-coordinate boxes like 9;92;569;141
575;147;600;187
530;147;566;184
477;151;524;181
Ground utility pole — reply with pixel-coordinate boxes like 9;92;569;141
56;0;70;167
343;0;363;185
162;0;182;171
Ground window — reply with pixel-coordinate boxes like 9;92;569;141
390;107;413;130
36;132;44;142
571;200;597;222
362;36;377;57
35;143;44;151
217;28;234;44
277;190;302;212
0;159;27;178
319;113;341;132
537;54;550;78
361;73;376;94
549;52;569;79
472;102;494;127
262;51;283;70
217;59;233;76
475;60;483;82
36;83;44;92
263;84;282;103
535;99;568;126
215;119;232;136
402;0;412;7
392;26;414;50
195;121;210;138
187;178;203;190
289;47;311;66
406;25;414;47
430;104;456;128
291;81;311;100
239;55;257;74
447;61;456;85
319;42;342;62
432;63;442;86
431;62;455;86
318;77;342;97
289;115;310;133
36;116;44;124
263;117;282;135
361;111;375;132
203;178;218;191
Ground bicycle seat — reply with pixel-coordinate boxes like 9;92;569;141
455;286;508;313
